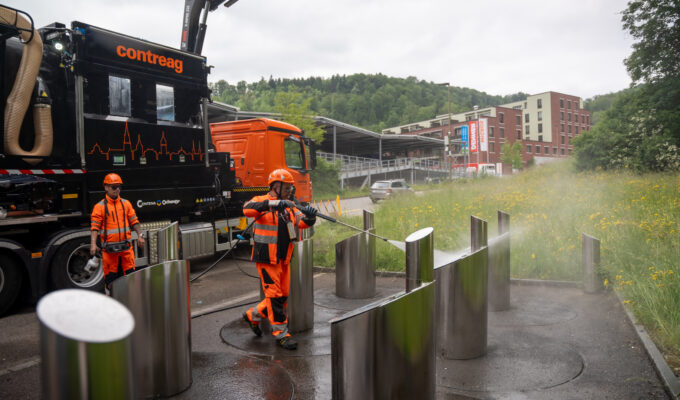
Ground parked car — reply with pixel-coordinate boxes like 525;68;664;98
369;179;414;203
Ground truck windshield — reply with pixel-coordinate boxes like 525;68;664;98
284;137;305;170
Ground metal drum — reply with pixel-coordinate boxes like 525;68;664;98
111;259;191;398
488;210;511;311
582;233;602;293
405;227;434;292
288;228;314;333
38;289;135;400
335;211;377;298
331;282;436;400
434;216;489;359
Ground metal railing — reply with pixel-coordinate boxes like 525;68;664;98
318;152;444;173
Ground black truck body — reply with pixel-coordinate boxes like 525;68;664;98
0;8;241;315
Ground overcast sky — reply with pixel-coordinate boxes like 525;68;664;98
7;0;634;99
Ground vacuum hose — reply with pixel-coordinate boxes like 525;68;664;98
0;6;53;165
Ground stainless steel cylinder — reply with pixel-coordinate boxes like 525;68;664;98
582;233;602;293
288;229;314;333
435;247;489;359
111;260;191;398
471;215;488;251
405;227;434;292
38;289;135;400
363;209;375;232
157;221;179;262
331;282;436;400
498;209;510;235
488;211;511;311
335;214;376;298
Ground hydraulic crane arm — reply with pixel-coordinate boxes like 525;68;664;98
181;0;240;55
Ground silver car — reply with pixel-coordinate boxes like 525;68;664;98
369;179;413;203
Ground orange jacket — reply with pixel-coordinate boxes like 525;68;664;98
243;193;315;264
90;195;140;245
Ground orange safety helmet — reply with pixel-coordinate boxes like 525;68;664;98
103;173;123;186
267;169;294;186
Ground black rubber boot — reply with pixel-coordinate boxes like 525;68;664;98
277;336;298;350
242;312;262;337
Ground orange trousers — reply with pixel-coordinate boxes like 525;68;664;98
245;260;290;339
102;247;135;290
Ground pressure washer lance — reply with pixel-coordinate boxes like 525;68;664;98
315;212;392;242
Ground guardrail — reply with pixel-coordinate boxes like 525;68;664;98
318;152;443;173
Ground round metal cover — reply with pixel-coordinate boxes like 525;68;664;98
220;307;339;357
437;332;584;393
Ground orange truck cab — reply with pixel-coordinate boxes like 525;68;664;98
210;118;316;205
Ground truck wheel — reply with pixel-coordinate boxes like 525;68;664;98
50;239;104;291
0;253;23;316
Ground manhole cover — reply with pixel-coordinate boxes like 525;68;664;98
220;306;341;357
437;332;583;392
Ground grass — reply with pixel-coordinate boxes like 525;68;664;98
312;159;680;370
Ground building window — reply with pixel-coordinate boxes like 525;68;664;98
553;147;558;155
538;135;543;142
561;136;565;144
499;113;504;123
538;123;543;133
568;113;572;122
561;111;564;121
109;75;131;117
581;115;585;123
568;125;572;134
525;125;530;135
489;142;495;153
561;148;565;155
156;84;175;122
538;111;543;121
575;126;579;135
525;113;530;123
544;146;549;154
489;127;495;137
535;145;541;154
524;102;527;109
517;130;521;139
537;99;542;108
561;124;565;132
500;127;505;138
560;98;564;108
567;100;572;109
526;144;532;153
516;115;521;125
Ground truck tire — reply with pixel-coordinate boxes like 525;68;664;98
0;253;23;316
50;238;105;292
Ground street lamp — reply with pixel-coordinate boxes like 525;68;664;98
437;82;452;180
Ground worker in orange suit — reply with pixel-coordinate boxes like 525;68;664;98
90;173;145;293
242;168;317;350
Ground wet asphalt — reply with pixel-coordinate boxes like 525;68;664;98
0;251;671;399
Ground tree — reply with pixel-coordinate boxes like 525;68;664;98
273;89;325;143
500;142;523;170
622;0;680;83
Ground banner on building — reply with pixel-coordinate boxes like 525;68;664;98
469;121;478;153
460;125;469;153
479;118;488;152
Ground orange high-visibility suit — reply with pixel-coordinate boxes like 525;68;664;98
242;193;315;340
90;194;140;285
